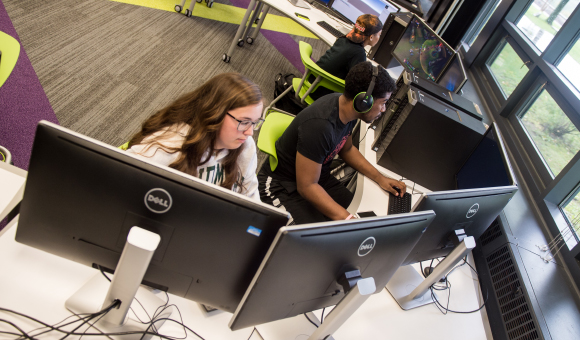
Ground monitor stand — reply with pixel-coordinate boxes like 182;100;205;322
288;0;310;9
65;227;173;340
386;236;476;310
308;275;375;340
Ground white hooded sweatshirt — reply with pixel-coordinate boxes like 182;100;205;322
127;124;260;201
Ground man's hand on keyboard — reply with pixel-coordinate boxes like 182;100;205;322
378;177;406;197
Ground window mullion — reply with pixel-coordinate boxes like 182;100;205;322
543;6;580;65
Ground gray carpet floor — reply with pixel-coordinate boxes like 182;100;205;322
3;0;327;149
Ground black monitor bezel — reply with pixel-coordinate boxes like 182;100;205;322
391;13;456;82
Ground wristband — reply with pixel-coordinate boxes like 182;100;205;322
345;214;354;220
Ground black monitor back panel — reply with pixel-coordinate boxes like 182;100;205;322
368;12;413;69
402;71;482;120
373;84;486;191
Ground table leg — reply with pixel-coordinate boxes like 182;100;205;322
174;0;186;13
184;0;199;17
222;0;258;63
247;4;270;45
242;2;263;44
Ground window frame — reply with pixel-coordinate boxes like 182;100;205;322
467;0;580;289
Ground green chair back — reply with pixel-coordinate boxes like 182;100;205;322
257;109;295;171
294;41;345;106
0;31;21;89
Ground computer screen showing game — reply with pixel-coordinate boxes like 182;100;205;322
16;121;290;314
391;14;455;82
436;54;468;93
331;0;400;25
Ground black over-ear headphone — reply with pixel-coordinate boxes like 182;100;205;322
353;64;379;113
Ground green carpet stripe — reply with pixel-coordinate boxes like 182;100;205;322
110;0;318;39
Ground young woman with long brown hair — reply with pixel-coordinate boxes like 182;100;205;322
127;73;264;200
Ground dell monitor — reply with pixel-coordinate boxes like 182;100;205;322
16;121;290;315
387;123;518;310
391;14;455;82
229;210;435;335
330;0;400;25
436;54;468;93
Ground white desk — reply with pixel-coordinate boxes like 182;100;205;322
223;0;350;62
0;161;26;227
0;218;262;340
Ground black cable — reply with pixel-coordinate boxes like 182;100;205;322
0;300;120;339
16;310;99;339
303;313;319;328
0;319;33;339
247;327;257;340
429;257;489;314
359;125;372;143
61;300;120;340
320;308;326;324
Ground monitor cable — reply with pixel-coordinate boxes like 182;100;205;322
97;265;205;340
427;257;489;315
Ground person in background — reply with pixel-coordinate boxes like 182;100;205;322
126;73;264;201
309;14;383;101
259;62;405;225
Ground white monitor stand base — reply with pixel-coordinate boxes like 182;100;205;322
65;227;173;340
65;272;173;340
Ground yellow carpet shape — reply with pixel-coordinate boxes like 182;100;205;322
111;0;318;39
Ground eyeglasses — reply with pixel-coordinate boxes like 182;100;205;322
226;112;265;131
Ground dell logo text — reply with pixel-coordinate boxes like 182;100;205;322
358;237;376;257
144;188;172;214
466;203;479;218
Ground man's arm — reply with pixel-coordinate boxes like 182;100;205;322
296;151;351;220
338;135;406;196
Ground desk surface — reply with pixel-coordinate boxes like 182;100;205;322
0;162;26;227
265;0;352;46
0;220;262;340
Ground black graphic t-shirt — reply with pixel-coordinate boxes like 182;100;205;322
268;93;356;185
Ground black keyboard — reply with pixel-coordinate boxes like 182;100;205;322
388;192;412;215
317;21;344;38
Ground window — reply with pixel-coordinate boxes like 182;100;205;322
562;187;580;244
557;37;580;92
469;0;580;290
517;88;580;177
487;39;530;98
516;0;577;53
464;0;503;47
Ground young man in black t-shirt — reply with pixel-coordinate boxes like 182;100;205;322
258;61;406;225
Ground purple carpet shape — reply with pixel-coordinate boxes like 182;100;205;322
0;0;58;171
228;0;305;74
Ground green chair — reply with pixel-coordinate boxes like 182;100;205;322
257;109;295;171
263;41;345;115
293;41;346;105
0;31;20;89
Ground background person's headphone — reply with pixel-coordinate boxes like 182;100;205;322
353;64;379;113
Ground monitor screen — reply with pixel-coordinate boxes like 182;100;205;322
404;123;517;265
391;14;455;82
229;211;435;330
436;54;467;93
331;0;399;25
15;121;290;313
456;123;514;190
